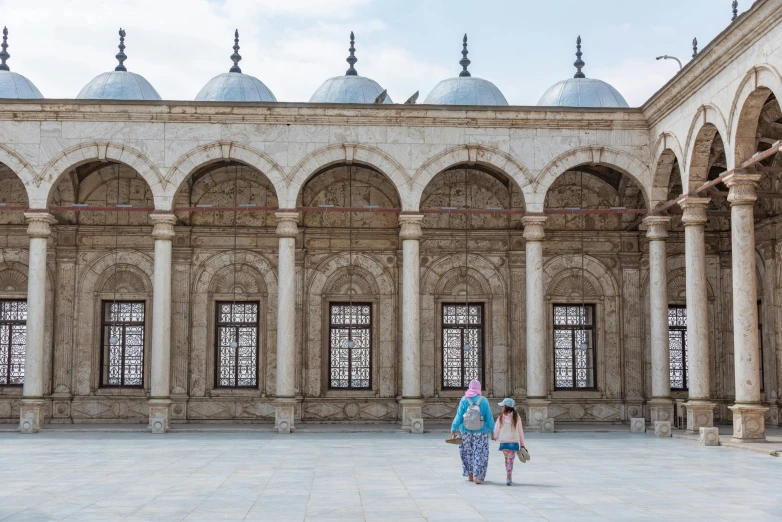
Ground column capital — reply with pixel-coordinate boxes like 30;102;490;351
522;215;547;242
399;214;424;240
150;213;176;241
725;173;761;206
643;216;671;240
275;211;299;238
679;197;710;226
24;212;56;239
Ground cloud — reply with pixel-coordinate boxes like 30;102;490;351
593;58;680;107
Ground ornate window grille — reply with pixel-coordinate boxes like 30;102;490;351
101;301;145;387
553;304;596;389
442;303;484;389
0;300;26;386
215;302;260;388
668;305;688;391
329;303;372;389
758;300;764;393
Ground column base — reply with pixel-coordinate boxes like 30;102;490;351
684;401;715;434
275;398;297;434
526;399;551;431
148;399;171;434
729;404;768;443
648;398;674;423
398;398;424;432
19;399;45;434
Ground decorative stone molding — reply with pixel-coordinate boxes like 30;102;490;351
275;398;297;434
649;398;674;423
725;173;761;206
410;418;424;434
19;399;44;434
275;211;299;238
148;398;171;434
643;216;670;240
526;399;550;430
150;213;176;241
398;214;424;241
399;398;424;431
699;427;720;446
630;418;646;433
654;421;672;438
685;401;716;433
679;198;710;226
521;215;546;242
540;418;555;433
729;404;768;443
24;212;56;239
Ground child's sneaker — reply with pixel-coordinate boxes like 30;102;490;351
506;480;512;486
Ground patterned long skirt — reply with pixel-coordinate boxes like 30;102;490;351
459;431;490;481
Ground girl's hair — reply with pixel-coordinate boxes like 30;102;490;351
501;405;519;428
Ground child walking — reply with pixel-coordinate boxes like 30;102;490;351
492;398;526;486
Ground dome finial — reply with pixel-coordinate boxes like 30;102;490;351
115;28;127;72
0;27;9;72
346;31;358;76
459;33;471;77
692;37;698;58
230;29;242;73
574;35;585;78
732;1;739;21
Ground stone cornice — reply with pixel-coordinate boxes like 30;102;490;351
0;102;648;130
642;0;782;126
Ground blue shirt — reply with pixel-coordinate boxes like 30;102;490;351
451;395;495;434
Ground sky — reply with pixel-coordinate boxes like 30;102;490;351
0;0;749;106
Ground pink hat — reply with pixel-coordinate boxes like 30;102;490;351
464;379;481;398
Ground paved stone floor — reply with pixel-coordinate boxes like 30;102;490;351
0;431;780;521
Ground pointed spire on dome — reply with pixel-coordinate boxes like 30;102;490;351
0;27;9;72
229;29;242;73
573;36;585;78
692;37;698;58
732;1;738;21
345;31;358;76
115;28;127;71
459;33;471;77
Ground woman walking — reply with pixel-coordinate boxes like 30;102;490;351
492;398;526;486
450;379;495;484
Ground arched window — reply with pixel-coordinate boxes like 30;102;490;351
0;300;27;385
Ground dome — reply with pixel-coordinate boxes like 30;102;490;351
77;71;161;101
423;35;508;106
309;32;392;104
537;36;628;108
76;29;161;101
195;30;276;103
537;78;628;108
0;28;43;99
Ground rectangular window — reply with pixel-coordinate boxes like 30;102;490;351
442;303;484;389
758;300;764;393
0;300;27;386
329;303;372;389
215;302;260;388
668;305;688;391
101;301;145;387
553;304;596;390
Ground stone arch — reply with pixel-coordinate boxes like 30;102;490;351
190;250;278;401
436;268;492;297
531;147;651;212
411;145;531;212
684;106;732;190
287;144;410;210
303;252;396;403
0;261;28;293
650;133;686;207
548;271;600;298
728;65;782;166
0;143;37;190
167;142;286;210
38;142;165;210
543;255;618;298
421;253;507;297
97;265;152;294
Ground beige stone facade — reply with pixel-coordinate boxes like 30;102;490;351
0;1;781;437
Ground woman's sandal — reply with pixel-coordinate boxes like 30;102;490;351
468;473;474;482
474;479;482;485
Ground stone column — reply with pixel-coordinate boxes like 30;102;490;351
679;198;716;432
522;216;550;430
399;214;424;430
148;213;176;434
725;173;768;442
19;212;56;434
274;211;299;433
644;216;674;423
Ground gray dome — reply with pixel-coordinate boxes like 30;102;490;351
196;72;276;102
77;71;161;100
424;77;508;106
309;75;392;104
537;77;628;108
0;71;43;99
